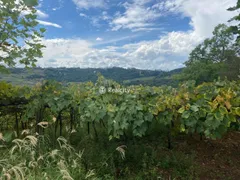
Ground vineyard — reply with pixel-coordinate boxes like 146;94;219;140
1;75;239;141
0;75;240;179
0;0;240;179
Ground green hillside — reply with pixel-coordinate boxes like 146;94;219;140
0;67;183;86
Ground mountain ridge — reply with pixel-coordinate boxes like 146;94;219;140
0;67;183;87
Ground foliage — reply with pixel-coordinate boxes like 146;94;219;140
181;24;240;83
0;67;182;87
0;135;94;179
228;0;240;44
0;0;45;71
179;61;225;85
0;77;239;179
0;77;239;142
186;24;234;65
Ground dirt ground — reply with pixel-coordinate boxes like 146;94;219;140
178;131;240;180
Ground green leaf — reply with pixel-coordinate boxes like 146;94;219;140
214;111;224;121
178;107;185;113
219;106;228;115
144;113;153;122
109;135;113;140
120;119;129;129
3;132;14;143
24;0;38;6
190;105;199;112
206;113;214;121
199;109;206;118
136;104;143;111
180;124;185;132
134;119;144;127
40;28;46;33
182;111;190;119
226;114;236;122
185;117;197;127
204;129;211;137
235;107;240;116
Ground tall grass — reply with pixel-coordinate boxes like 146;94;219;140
0;133;95;180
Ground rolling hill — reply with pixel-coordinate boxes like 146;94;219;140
0;67;183;87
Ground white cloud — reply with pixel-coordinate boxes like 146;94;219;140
89;11;113;27
126;31;202;57
37;33;200;70
36;10;48;19
38;39;92;67
111;0;162;31
38;0;43;7
96;37;103;41
181;0;237;38
80;13;88;18
20;7;61;29
36;0;238;70
90;17;101;27
94;34;141;46
111;0;237;34
132;27;164;32
154;0;238;38
37;20;62;28
124;0;238;69
102;11;111;21
38;38;131;69
110;0;237;69
72;0;106;9
80;11;112;27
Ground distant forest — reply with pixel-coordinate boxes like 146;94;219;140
0;67;183;87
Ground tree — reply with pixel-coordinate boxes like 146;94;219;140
220;49;240;80
228;0;240;44
0;0;45;71
179;61;225;85
181;24;239;84
186;24;234;66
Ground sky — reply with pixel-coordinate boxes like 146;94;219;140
34;0;238;70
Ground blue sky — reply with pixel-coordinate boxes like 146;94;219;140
34;0;237;70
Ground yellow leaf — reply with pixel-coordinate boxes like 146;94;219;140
235;107;240;116
185;103;191;110
209;100;218;110
184;93;189;100
215;95;224;103
225;101;232;110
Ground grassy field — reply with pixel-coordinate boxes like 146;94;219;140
1;127;239;179
0;69;43;86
